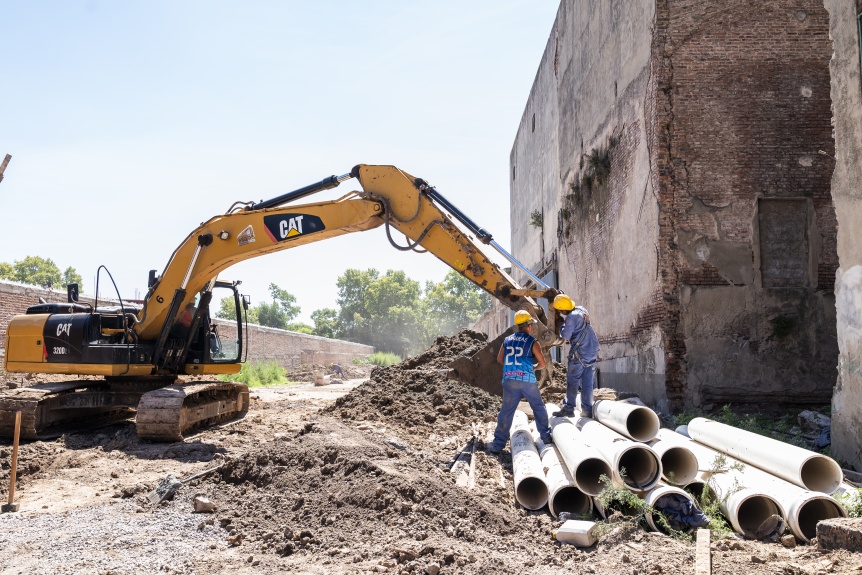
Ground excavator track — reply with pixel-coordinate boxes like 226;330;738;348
0;381;139;440
135;381;250;442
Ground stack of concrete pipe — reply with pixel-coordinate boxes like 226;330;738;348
671;419;847;542
501;402;846;542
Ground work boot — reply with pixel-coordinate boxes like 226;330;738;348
541;435;554;445
552;407;575;418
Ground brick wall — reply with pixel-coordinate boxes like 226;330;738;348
0;280;373;368
653;0;837;406
511;0;836;409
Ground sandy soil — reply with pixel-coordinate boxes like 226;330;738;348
0;332;860;575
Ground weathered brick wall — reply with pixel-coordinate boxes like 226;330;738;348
654;0;837;406
0;280;373;368
512;0;836;410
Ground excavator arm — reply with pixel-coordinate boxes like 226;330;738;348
137;164;562;391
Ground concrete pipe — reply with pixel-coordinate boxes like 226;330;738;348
534;437;593;518
687;417;842;494
509;414;549;510
648;436;699;486
593;399;660;443
656;429;792;540
545;404;613;496
683;479;708;500
642;483;699;534
575;416;662;491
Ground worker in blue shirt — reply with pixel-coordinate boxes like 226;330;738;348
487;310;553;455
552;294;600;418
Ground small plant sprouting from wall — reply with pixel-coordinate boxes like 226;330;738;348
559;131;620;239
529;209;543;229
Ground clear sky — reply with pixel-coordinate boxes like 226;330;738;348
0;1;559;323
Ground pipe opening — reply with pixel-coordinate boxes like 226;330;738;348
648;491;696;534
660;447;699;486
736;496;785;539
795;497;846;541
550;486;592;517
683;480;707;501
625;408;660;442
618;447;661;490
515;477;549;511
800;456;843;494
575;457;614;496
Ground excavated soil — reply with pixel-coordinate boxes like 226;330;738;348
1;331;860;574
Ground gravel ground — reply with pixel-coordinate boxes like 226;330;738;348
1;331;860;575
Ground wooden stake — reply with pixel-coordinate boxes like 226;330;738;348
2;412;21;512
695;528;711;575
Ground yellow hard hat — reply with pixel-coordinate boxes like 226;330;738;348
514;310;536;326
553;294;575;311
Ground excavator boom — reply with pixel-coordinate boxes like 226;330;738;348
2;164;561;440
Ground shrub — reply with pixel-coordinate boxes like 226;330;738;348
364;352;402;366
218;360;291;387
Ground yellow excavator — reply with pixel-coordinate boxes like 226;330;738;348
1;164;562;441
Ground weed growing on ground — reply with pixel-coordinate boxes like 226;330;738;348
218;360;293;387
834;488;862;518
672;404;811;449
362;352;402;366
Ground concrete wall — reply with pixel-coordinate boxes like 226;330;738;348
511;0;837;409
824;0;862;471
0;280;372;369
511;0;667;406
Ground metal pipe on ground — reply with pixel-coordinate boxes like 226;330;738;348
659;429;838;541
687;417;843;494
510;411;549;510
545;404;613;496
655;429;786;539
648;435;699;486
593;399;660;442
575;414;662;492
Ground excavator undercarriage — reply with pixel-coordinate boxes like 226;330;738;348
0;378;249;441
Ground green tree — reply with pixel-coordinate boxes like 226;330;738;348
215;296;237;320
335;268;424;355
286;322;314;334
311;308;338;339
335;268;380;343
424;270;491;337
250;283;301;330
13;256;62;288
62;267;84;292
0;262;13;280
268;283;300;321
215;296;259;324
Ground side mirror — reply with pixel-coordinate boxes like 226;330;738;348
148;270;157;288
67;283;79;303
242;295;251;311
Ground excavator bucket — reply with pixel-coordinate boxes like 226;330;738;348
448;328;553;396
448;330;511;396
